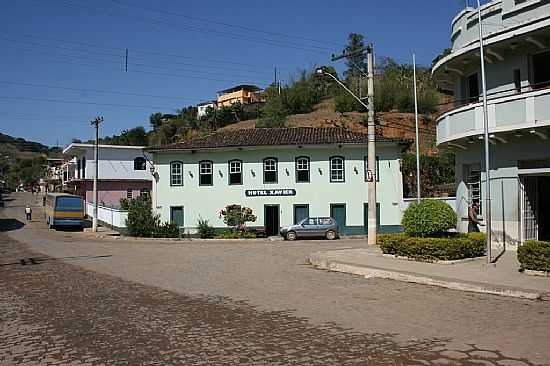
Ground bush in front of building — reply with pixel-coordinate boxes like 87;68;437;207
219;204;257;231
197;218;216;239
402;199;457;237
125;195;180;238
153;222;180;238
216;231;257;239
378;233;485;261
517;240;550;272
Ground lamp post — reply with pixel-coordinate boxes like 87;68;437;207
476;0;492;263
316;59;377;245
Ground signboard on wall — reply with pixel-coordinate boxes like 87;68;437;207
245;189;296;197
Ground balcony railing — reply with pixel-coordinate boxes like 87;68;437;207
436;85;550;144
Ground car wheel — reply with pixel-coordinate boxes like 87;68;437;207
325;230;336;240
286;231;297;241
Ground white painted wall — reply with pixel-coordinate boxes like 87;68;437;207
64;144;153;181
151;144;405;234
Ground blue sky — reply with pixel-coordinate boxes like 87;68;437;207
0;0;477;146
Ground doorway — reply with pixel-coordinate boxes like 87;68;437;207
264;205;280;237
521;175;550;242
330;204;346;234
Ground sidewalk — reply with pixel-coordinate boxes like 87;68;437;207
308;247;550;300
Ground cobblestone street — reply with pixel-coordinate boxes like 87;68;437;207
1;194;550;365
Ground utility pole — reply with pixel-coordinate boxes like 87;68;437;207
91;116;103;232
413;54;421;203
476;0;492;263
330;43;377;246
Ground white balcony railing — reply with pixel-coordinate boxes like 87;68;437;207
436;87;550;145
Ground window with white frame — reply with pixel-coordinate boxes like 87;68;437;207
140;188;150;197
263;158;277;183
330;156;345;182
170;161;183;186
229;160;242;185
199;160;213;186
296;156;310;183
126;189;133;199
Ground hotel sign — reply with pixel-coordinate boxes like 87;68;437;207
245;189;296;197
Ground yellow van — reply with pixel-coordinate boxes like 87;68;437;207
44;193;84;229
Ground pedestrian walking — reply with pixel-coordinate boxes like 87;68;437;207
25;205;32;221
468;202;484;232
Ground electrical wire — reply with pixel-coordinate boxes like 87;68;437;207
0;95;175;110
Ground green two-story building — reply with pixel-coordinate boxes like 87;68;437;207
147;127;409;236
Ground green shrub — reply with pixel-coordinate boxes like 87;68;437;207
216;231;257;239
153;221;180;238
517;241;550;272
379;233;485;261
125;195;159;237
402;199;457;237
197;217;216;239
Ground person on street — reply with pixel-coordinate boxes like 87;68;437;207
468;202;484;232
25;204;32;221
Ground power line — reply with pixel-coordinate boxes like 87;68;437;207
4;34;288;71
0;95;176;110
110;0;341;48
0;80;197;101
46;0;330;54
1;40;274;83
2;43;272;85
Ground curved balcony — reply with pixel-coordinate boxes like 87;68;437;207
436;87;550;146
433;1;550;87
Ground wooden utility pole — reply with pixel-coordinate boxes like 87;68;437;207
91;116;103;232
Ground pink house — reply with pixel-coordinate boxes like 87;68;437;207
62;143;153;208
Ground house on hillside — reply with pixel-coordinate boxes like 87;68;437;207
217;84;262;107
197;100;217;119
44;158;64;192
432;0;550;247
62;143;153;208
146;127;410;236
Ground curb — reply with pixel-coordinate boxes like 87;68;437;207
308;253;547;301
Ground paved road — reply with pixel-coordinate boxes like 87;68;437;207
1;192;549;365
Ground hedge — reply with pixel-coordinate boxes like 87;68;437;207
517;241;550;272
402;199;457;237
379;233;486;261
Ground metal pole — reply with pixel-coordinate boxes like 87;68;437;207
477;0;492;263
366;45;377;246
91;116;103;232
413;54;421;203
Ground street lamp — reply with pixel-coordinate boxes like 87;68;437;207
315;65;378;245
476;0;492;263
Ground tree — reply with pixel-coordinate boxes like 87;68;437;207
343;33;367;83
149;112;164;131
257;94;288;128
219;204;257;230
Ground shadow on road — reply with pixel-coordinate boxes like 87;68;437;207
0;218;25;232
0;254;113;267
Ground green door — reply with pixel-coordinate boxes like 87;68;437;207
294;204;309;224
363;203;381;234
170;206;184;227
330;204;346;234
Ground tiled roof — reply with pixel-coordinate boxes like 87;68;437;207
147;127;410;152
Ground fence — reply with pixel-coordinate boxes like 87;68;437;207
84;201;128;230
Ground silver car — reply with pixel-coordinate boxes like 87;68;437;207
280;217;339;241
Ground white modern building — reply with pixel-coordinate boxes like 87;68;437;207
62;143;154;208
147;127;409;236
432;0;550;247
197;100;217;119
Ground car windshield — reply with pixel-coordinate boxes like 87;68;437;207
55;196;83;211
